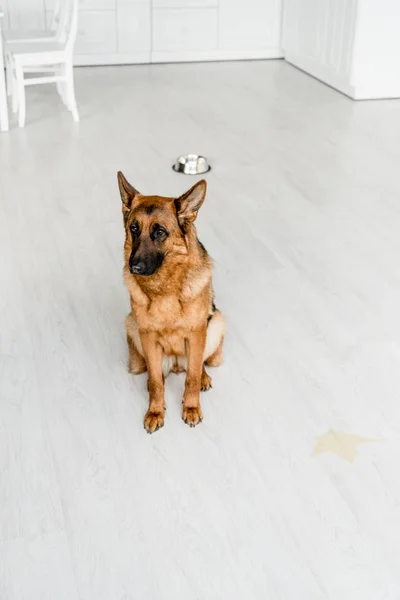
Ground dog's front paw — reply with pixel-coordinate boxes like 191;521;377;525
144;410;164;433
182;406;203;428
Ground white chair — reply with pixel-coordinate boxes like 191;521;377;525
3;0;65;98
0;10;9;131
6;0;79;127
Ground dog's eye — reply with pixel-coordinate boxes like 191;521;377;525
130;223;140;238
153;227;167;240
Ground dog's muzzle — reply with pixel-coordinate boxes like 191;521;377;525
129;259;146;275
129;251;165;276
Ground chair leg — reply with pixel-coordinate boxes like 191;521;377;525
15;63;26;128
5;53;12;97
56;81;63;102
11;60;19;114
64;60;79;122
0;74;9;132
56;66;67;106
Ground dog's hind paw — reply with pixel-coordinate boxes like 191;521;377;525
129;363;147;375
201;369;212;391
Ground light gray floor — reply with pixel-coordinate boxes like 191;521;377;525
1;60;400;600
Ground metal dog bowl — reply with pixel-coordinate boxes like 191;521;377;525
173;154;211;175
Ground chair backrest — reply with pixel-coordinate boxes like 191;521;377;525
49;0;62;32
56;0;79;53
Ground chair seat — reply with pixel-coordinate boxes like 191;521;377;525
7;41;67;66
7;40;65;55
2;29;55;43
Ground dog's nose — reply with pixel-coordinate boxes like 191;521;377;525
130;260;145;275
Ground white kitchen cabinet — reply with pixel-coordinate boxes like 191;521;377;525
219;0;282;57
75;10;117;55
80;0;116;8
3;0;283;66
74;0;152;65
5;0;46;30
153;0;216;6
2;0;151;66
117;2;151;55
152;0;282;62
152;7;218;56
283;0;400;100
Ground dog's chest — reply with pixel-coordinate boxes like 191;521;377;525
135;295;201;332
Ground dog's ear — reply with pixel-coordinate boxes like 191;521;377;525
175;179;207;225
117;171;139;208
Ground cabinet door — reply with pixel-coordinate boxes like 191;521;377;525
219;0;282;51
75;10;117;54
153;0;216;6
80;0;116;9
117;2;151;54
152;8;217;53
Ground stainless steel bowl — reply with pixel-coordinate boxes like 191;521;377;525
173;154;211;175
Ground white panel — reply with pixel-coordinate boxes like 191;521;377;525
283;0;357;84
0;3;10;30
282;0;297;52
296;0;325;61
75;10;117;54
153;0;217;7
152;8;217;53
44;0;57;9
44;0;116;9
6;0;46;30
117;2;151;54
80;0;116;9
219;0;282;51
325;0;356;75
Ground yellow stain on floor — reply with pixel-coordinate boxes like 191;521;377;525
312;430;384;463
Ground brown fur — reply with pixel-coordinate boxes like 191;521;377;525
118;172;225;433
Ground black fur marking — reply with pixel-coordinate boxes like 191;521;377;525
208;299;217;322
198;239;208;257
174;198;181;216
144;204;156;215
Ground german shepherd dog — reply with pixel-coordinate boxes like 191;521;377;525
118;172;225;433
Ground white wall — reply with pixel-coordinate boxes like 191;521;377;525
351;0;400;99
283;0;400;100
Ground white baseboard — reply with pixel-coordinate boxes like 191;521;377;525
351;80;400;100
74;48;283;67
151;48;284;63
74;53;151;67
285;51;400;100
284;51;355;99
